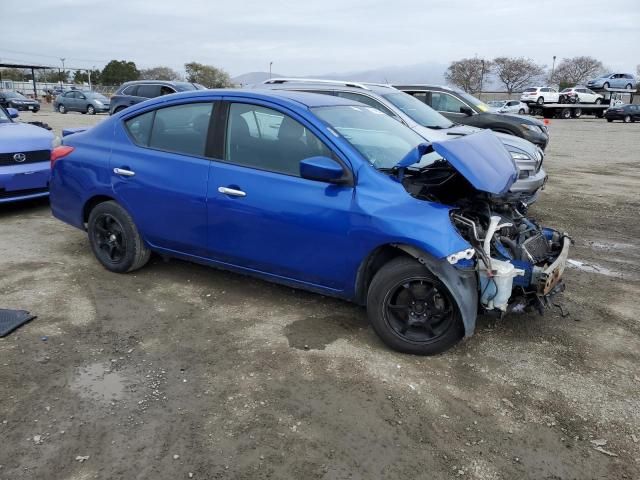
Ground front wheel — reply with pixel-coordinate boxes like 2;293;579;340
87;201;151;273
595;98;602;104
607;118;613;123
87;104;96;115
366;257;464;355
603;82;610;89
623;115;632;123
536;96;544;105
57;104;66;114
626;83;632;90
518;108;525;114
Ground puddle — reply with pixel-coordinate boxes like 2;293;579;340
567;259;622;278
71;362;128;402
284;314;366;350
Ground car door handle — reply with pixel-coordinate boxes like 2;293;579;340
218;186;246;197
113;167;135;177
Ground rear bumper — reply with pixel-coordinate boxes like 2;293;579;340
0;161;50;203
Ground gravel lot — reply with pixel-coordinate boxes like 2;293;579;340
1;110;639;480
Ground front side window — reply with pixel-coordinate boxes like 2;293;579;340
121;85;138;96
335;92;395;117
224;103;333;177
431;92;468;114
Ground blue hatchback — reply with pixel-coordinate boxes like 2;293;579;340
50;90;570;354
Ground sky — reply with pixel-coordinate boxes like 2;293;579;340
1;0;638;77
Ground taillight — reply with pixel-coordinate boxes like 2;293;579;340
50;145;74;168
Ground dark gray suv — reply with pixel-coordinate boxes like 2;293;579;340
108;80;205;115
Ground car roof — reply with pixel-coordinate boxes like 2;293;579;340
260;78;398;95
122;88;364;115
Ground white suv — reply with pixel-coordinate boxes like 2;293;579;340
559;87;603;104
521;87;560;105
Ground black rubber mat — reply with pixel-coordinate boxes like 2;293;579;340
0;309;36;337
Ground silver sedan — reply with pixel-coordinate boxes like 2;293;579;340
488;100;529;115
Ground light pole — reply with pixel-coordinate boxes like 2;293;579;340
551;55;556;83
479;59;485;99
60;58;66;87
269;61;273;79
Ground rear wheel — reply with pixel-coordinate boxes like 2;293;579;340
626;83;632;90
572;108;582;118
595;98;602;105
87;201;151;273
536;96;544;105
518;108;525;114
87;104;96;115
603;82;610;89
624;115;632;123
560;108;572;119
57;104;66;114
607;118;613;123
367;257;463;355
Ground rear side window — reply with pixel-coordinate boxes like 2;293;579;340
121;85;138;96
125;111;154;146
149;103;213;156
136;84;162;98
125;103;214;156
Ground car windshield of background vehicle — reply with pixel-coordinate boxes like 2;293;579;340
382;92;453;129
4;92;25;99
488;101;506;107
174;82;201;92
313;105;440;169
458;92;491;112
88;93;109;101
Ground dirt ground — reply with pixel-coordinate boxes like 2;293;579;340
1;110;639;480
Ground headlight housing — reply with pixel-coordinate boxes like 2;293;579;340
509;151;531;161
520;124;540;132
94;100;103;106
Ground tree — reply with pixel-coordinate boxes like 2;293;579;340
492;57;545;94
73;69;102;85
140;66;181;81
101;60;140;86
184;62;232;88
445;58;492;93
0;68;25;81
551;56;604;88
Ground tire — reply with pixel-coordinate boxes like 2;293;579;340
57;104;66;114
607;118;613;123
87;104;96;115
603;82;610;89
623;115;632;123
572;108;582;118
595;98;602;105
87;201;151;273
625;83;632;90
536;96;544;105
571;96;579;104
560;108;572;119
518;108;525;114
366;256;463;355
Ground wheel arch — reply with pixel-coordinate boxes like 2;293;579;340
83;194;116;224
354;243;479;337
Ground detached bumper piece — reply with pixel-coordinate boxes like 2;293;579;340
0;309;37;337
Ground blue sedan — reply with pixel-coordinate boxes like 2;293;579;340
49;90;570;354
0;106;55;203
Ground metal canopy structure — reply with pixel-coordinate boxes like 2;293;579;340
0;62;55;98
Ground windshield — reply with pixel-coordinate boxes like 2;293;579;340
561;88;572;92
523;88;537;93
174;82;200;92
488;101;506;107
87;92;109;101
381;92;453;129
313;105;441;169
3;91;26;99
458;91;491;112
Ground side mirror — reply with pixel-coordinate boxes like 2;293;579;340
7;108;19;119
460;106;474;116
300;156;346;183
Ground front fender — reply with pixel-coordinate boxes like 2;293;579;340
396;245;479;337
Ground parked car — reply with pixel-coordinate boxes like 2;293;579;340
519;87;560;105
394;84;550;150
604;104;640;123
49;89;570;355
0;91;41;112
108;80;206;115
54;90;110;115
487;100;529;114
558;87;603;104
587;73;636;90
0;106;56;203
260;79;545;203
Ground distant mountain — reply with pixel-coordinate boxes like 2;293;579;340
232;61;448;88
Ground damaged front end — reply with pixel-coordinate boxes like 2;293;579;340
396;130;570;316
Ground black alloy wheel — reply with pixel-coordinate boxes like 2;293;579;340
367;257;463;355
92;213;127;265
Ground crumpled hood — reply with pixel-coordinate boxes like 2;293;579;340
396;129;518;196
0;122;54;153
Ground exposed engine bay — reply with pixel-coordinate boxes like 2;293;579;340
401;161;571;314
